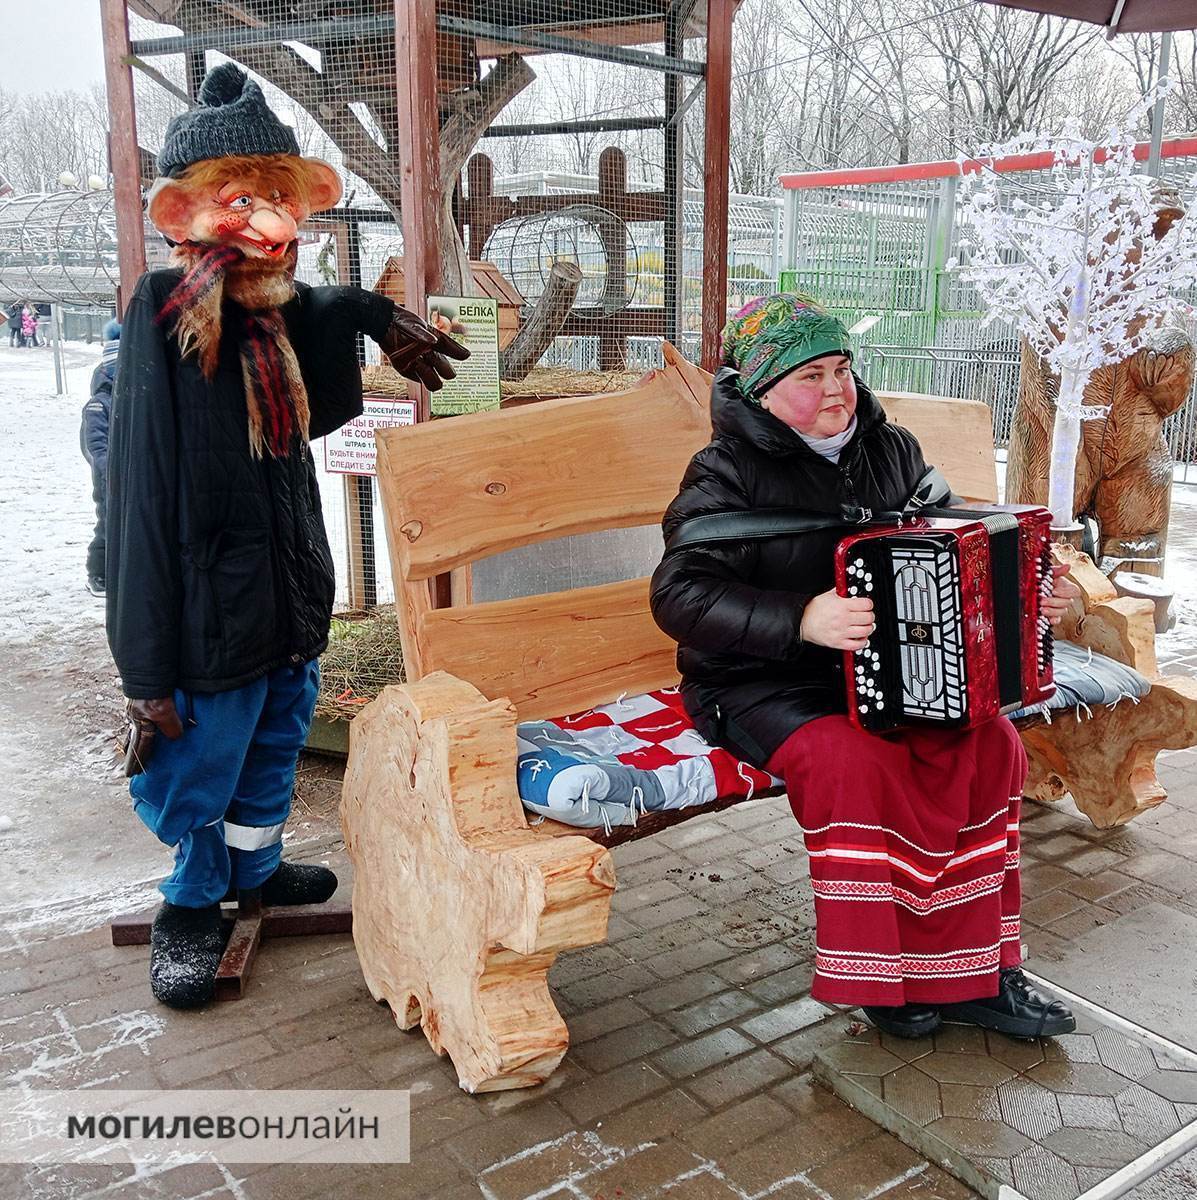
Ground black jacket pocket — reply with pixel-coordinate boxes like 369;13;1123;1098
181;530;277;679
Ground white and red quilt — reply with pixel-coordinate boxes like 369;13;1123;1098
516;687;779;831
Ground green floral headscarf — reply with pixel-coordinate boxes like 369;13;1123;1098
721;293;853;400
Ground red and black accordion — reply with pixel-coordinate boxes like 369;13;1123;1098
834;505;1055;732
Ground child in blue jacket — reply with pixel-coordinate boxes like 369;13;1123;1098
81;319;119;596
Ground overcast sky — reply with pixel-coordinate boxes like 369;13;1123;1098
2;0;107;94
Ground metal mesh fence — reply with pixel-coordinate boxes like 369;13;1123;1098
116;0;725;710
780;151;1197;469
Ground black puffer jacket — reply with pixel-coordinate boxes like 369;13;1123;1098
107;268;397;700
650;368;931;767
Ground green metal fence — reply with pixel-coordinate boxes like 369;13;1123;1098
778;158;1197;469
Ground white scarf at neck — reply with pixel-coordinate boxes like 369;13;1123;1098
794;415;857;464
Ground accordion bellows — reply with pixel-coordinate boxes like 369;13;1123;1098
835;506;1055;732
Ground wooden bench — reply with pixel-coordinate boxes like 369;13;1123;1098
340;344;1197;1093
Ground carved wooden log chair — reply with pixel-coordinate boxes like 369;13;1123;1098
340;344;1197;1093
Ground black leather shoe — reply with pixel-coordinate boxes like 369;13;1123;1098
149;902;225;1010
939;968;1076;1039
224;861;338;906
862;1003;942;1038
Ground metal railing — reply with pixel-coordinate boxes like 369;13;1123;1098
859;341;1197;482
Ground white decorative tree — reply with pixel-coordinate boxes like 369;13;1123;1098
951;99;1197;531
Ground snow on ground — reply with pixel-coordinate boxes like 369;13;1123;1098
0;341;105;646
0;342;167;947
1161;482;1197;663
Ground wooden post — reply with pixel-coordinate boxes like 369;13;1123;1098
699;0;733;372
341;210;379;609
597;147;628;371
467;154;495;259
664;0;686;349
99;0;146;318
395;0;443;425
344;473;373;611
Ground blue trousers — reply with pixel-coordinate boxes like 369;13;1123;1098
130;660;320;907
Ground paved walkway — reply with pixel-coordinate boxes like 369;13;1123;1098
4;763;1196;1197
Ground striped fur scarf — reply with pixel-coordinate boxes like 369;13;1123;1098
156;241;310;458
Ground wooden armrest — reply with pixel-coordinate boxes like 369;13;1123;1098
340;670;616;1092
1022;675;1197;827
1049;544;1158;674
1071;597;1159;676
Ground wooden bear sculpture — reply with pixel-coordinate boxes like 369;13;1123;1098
1006;329;1193;578
1006;194;1194;579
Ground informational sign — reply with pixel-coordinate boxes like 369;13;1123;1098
427;295;501;416
323;396;416;476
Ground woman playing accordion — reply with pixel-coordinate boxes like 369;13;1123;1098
650;293;1079;1040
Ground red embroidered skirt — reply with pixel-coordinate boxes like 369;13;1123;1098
766;714;1026;1007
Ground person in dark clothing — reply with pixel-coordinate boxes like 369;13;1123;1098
651;293;1079;1042
6;302;22;347
108;63;468;1010
81;319;120;596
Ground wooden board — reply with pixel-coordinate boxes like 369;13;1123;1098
421;576;678;722
700;0;734;371
375;352;711;581
878;393;998;503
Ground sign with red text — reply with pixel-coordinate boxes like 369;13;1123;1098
322;396;415;476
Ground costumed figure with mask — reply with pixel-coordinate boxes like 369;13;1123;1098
107;63;469;1009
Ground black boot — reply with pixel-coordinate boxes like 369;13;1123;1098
862;1003;942;1039
224;861;338;906
149;902;225;1010
938;968;1076;1040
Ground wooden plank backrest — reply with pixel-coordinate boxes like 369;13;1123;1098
878;392;998;505
375;347;998;722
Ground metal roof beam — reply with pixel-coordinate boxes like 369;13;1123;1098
483;117;665;137
130;15;395;57
437;16;705;74
130;12;704;77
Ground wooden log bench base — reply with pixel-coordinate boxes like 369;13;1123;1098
341;345;1197;1093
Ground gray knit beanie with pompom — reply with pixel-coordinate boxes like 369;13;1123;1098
156;62;301;178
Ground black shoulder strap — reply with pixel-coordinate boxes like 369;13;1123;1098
663;465;952;555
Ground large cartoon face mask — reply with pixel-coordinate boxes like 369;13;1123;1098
145;60;469;400
147;153;342;257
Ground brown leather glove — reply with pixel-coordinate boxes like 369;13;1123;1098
122;697;184;777
379;307;470;392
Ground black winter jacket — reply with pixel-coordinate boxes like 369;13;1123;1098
106;269;396;700
650;368;932;767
